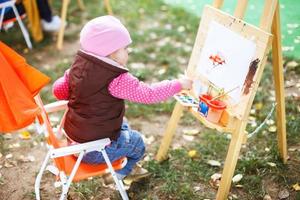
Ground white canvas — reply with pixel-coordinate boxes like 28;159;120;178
196;21;256;102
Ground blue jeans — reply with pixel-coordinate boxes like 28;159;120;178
82;122;145;176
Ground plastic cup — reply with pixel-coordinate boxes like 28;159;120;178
206;99;227;123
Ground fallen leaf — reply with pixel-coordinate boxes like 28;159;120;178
265;147;270;152
19;130;31;140
232;174;243;183
288;148;297;152
149;53;156;59
210;173;221;189
144;136;155;145
54;181;62;188
177;26;185;33
235;184;243;188
286;60;299;68
263;194;272;200
4;161;14;168
230;194;238;199
183;129;200;135
267;162;277;167
266;119;275;125
23;48;29;54
5;154;13;159
193;186;201;192
19;155;36;162
149;32;157;40
268;126;277;133
255;103;263;110
207;160;221;167
278;189;289;199
182;135;194;141
211;173;222;181
292;183;300;191
143;155;150;162
8;143;20;149
248;116;256;121
157;68;166;75
188;150;198;158
209;179;220;189
3;134;12;140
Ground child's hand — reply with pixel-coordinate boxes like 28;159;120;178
178;76;193;90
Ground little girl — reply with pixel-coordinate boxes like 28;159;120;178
52;16;192;180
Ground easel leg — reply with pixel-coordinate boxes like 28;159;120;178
271;4;287;163
155;102;184;162
216;124;246;200
57;0;70;50
77;0;85;11
104;0;113;15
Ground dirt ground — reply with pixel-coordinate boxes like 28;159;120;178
0;113;201;200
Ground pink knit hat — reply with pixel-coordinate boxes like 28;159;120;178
80;15;132;57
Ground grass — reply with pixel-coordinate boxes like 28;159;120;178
1;0;300;199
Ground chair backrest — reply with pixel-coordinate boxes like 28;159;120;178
34;95;67;170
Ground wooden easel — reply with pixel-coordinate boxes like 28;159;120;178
57;0;113;50
155;0;287;199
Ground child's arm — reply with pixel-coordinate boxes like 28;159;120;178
52;69;70;100
108;72;191;104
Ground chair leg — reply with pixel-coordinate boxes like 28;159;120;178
0;8;5;30
101;149;129;200
104;0;113;15
77;0;85;10
11;4;32;49
59;151;84;200
57;0;69;50
35;151;51;200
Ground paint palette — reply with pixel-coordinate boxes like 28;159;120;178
174;92;198;107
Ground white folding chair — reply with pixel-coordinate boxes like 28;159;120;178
0;0;32;49
34;96;129;200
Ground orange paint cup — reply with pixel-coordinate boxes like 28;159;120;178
206;99;227;124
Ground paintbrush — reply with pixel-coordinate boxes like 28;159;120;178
209;86;239;102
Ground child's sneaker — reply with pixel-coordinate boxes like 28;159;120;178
102;172;125;185
41;15;62;32
124;165;151;182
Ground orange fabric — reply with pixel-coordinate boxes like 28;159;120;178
59;156;126;181
0;42;50;132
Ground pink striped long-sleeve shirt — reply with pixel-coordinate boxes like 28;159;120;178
52;69;182;104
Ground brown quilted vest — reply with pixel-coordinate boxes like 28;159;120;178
64;51;128;143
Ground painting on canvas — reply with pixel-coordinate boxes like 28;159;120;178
195;21;257;104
